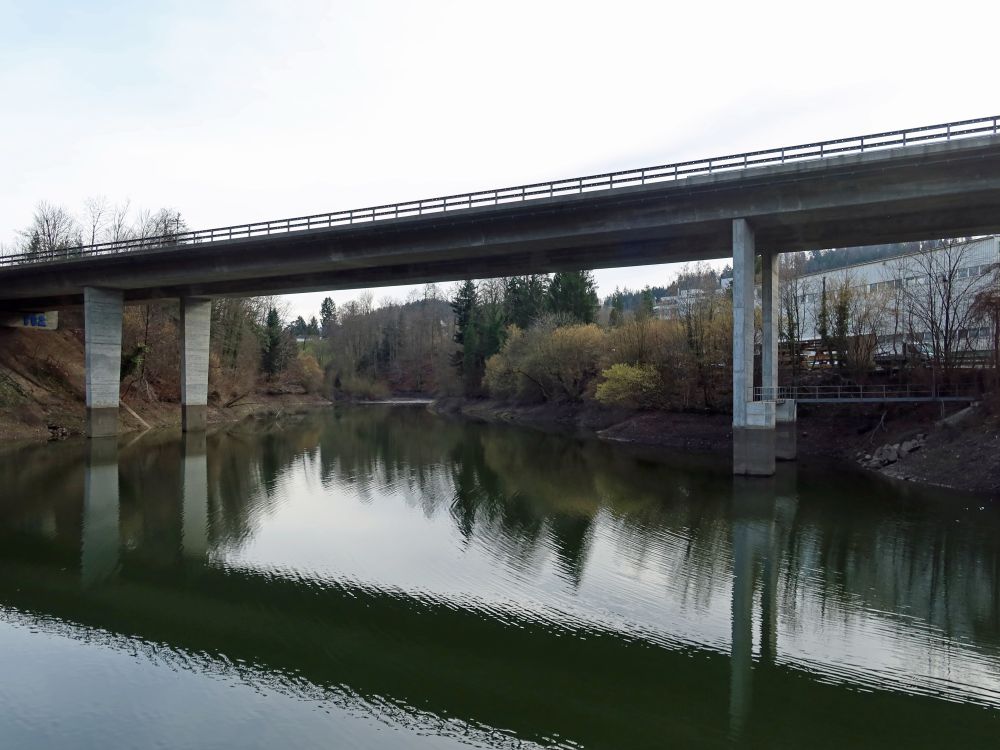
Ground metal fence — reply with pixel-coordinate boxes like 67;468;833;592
2;115;998;268
753;384;979;403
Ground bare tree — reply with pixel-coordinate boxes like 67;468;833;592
83;196;109;246
19;201;81;259
895;242;987;387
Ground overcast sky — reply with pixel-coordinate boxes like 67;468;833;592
1;0;997;319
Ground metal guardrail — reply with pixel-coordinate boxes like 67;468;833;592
753;385;978;402
2;115;998;268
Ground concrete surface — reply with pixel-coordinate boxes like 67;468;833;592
84;287;123;438
180;297;211;432
3;135;1000;308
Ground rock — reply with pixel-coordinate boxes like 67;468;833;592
899;439;921;456
872;444;899;465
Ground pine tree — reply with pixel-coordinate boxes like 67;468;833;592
608;288;625;327
261;307;290;378
451;280;478;347
636;287;655;321
319;297;338;337
547;270;599;324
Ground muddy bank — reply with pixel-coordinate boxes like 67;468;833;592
0;324;335;445
431;397;1000;496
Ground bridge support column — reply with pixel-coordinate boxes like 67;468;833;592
761;250;778;398
732;219;775;476
84;287;123;438
775;399;797;461
180;298;211;432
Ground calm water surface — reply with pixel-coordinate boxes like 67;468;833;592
1;405;998;748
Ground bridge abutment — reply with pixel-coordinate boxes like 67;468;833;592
180;298;211;433
732;220;776;475
84;287;124;438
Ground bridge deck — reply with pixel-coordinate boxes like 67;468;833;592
2;116;1000;307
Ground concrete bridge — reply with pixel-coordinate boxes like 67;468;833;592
2;115;999;473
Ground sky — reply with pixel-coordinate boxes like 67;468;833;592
1;0;998;320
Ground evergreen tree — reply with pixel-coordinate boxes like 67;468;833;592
319;297;338;336
636;287;655;321
504;274;549;329
547;270;599;324
261;307;291;378
608;288;625;327
307;316;320;337
451;280;478;347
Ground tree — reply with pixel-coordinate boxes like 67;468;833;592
504;274;549;329
608;288;626;327
547;270;599;324
451;280;478;348
320;297;338;336
290;316;308;337
636;287;655;321
307;316;320;337
261;307;291;377
894;242;988;386
19;201;81;259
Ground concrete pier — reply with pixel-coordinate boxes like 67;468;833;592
84;287;123;438
761;251;778;398
180;297;212;432
732;219;775;475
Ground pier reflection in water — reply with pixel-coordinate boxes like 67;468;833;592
0;405;998;749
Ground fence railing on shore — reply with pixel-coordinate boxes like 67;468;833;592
753;384;979;402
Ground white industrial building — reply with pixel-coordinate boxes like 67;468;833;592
792;236;998;352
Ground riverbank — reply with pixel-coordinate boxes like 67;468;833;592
0;325;333;445
431;397;1000;496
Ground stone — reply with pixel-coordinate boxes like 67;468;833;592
899;439;921;456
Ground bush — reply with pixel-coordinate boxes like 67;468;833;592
595;363;663;408
296;352;324;394
484;322;607;403
338;374;390;401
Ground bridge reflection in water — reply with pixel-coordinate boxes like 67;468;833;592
1;406;999;748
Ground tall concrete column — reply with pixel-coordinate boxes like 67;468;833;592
761;251;779;400
82;437;120;586
732;219;755;427
732;220;775;475
182;431;209;559
84;287;124;438
180;297;212;432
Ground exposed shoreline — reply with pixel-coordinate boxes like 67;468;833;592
430;397;1000;497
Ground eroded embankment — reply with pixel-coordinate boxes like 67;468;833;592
431;397;1000;496
0;326;332;444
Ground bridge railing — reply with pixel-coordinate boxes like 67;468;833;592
753;384;979;402
2;115;998;268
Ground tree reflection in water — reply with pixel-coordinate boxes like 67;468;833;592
0;405;998;749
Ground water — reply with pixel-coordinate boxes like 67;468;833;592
0;405;998;749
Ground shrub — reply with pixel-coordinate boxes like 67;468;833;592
338;374;390;401
296;352;324;394
595;363;663;408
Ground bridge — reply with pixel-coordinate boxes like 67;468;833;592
2;115;999;473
